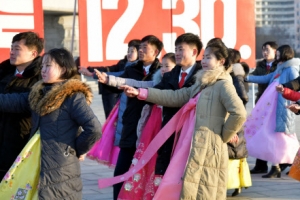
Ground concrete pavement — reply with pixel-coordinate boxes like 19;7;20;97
81;78;300;200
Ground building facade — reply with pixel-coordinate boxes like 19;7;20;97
255;0;300;57
43;0;79;57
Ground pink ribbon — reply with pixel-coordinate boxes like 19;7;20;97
98;93;200;188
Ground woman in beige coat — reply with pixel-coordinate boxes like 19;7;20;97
121;42;247;200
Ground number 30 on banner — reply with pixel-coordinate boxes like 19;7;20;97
79;0;255;67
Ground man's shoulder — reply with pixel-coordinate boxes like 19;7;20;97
256;59;266;68
0;59;15;75
0;59;13;68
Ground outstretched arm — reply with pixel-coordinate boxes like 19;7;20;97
0;92;30;114
108;75;154;88
120;83;196;108
282;88;300;101
246;72;274;84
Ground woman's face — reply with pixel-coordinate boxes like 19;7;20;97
41;55;66;83
160;57;176;76
127;46;138;62
201;48;223;70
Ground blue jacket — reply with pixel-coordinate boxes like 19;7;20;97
248;58;300;134
106;65;135;146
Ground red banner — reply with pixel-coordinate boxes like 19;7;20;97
78;0;255;67
0;0;44;62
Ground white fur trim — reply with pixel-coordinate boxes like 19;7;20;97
232;63;245;76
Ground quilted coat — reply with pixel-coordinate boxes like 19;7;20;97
145;67;246;200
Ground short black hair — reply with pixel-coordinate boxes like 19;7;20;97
276;45;294;62
12;31;44;54
162;52;175;64
228;48;241;64
262;41;278;50
141;35;163;56
128;39;141;51
175;33;203;56
43;48;79;80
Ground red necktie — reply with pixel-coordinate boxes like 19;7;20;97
15;73;23;78
266;64;271;71
178;72;187;88
143;68;147;76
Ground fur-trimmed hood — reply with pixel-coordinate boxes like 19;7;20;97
276;57;300;74
29;78;93;116
195;66;232;88
232;63;246;77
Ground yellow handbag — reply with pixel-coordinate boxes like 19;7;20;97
0;132;41;200
239;158;252;188
227;159;240;189
227;158;252;189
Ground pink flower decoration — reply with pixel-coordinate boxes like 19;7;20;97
4;172;10;180
15;156;22;163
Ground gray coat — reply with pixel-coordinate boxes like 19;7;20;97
0;79;102;200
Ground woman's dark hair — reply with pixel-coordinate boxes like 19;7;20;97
128;39;141;51
206;42;232;69
43;48;79;80
228;48;241;64
276;45;294;62
207;37;224;47
240;61;250;75
162;52;175;64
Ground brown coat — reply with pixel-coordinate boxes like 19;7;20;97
145;68;247;200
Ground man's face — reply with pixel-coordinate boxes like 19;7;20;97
175;42;197;67
262;44;276;61
10;39;36;67
138;41;157;63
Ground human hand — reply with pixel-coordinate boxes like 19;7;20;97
228;134;239;144
94;69;108;84
286;103;300;113
119;85;139;97
78;66;93;77
276;84;284;93
78;154;86;161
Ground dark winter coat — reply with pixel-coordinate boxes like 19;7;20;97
228;63;249;159
0;78;102;200
283;75;300;91
282;75;300;114
107;59;161;148
153;61;202;175
0;57;41;179
251;59;277;103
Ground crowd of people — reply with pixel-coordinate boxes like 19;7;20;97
0;31;300;200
